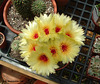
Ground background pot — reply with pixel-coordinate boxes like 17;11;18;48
0;0;7;21
34;80;47;84
3;0;57;35
0;32;6;48
1;66;29;84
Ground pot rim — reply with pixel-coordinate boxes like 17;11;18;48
0;32;5;46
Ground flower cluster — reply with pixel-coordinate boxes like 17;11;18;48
19;14;85;76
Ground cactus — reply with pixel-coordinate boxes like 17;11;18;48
88;55;100;78
10;36;23;61
31;0;46;16
93;37;100;53
11;0;32;18
11;39;19;51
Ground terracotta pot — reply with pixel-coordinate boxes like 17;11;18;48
34;80;47;84
87;56;100;81
0;0;7;21
3;0;57;35
0;32;6;48
1;66;28;84
55;0;69;9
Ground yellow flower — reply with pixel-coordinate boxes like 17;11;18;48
53;13;71;34
19;40;38;61
35;14;55;42
20;21;40;40
26;47;58;76
56;35;80;64
63;20;85;45
19;38;27;46
19;13;85;76
47;41;61;62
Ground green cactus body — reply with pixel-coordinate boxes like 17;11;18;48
11;40;19;51
88;55;100;78
12;0;32;18
31;0;46;16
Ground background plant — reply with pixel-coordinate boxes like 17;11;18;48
93;36;100;53
31;0;46;16
96;4;100;17
11;0;47;19
11;39;19;51
10;36;22;61
11;0;32;18
95;4;100;26
88;55;100;78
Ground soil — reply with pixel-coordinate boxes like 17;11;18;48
0;34;3;44
7;0;54;32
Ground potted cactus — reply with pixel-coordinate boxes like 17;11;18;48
9;36;22;61
0;0;7;21
87;55;100;80
92;4;100;33
0;32;6;49
92;35;100;56
3;0;57;34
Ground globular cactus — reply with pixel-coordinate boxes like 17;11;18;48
93;37;100;53
11;39;19;51
88;55;100;78
11;0;32;18
31;0;46;16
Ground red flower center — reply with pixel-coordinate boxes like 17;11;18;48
44;28;49;35
33;46;36;51
51;49;56;55
62;44;67;52
39;55;48;62
55;27;61;33
34;33;39;39
66;33;71;38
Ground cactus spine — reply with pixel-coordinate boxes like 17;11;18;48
11;0;32;18
11;40;19;51
31;0;46;16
